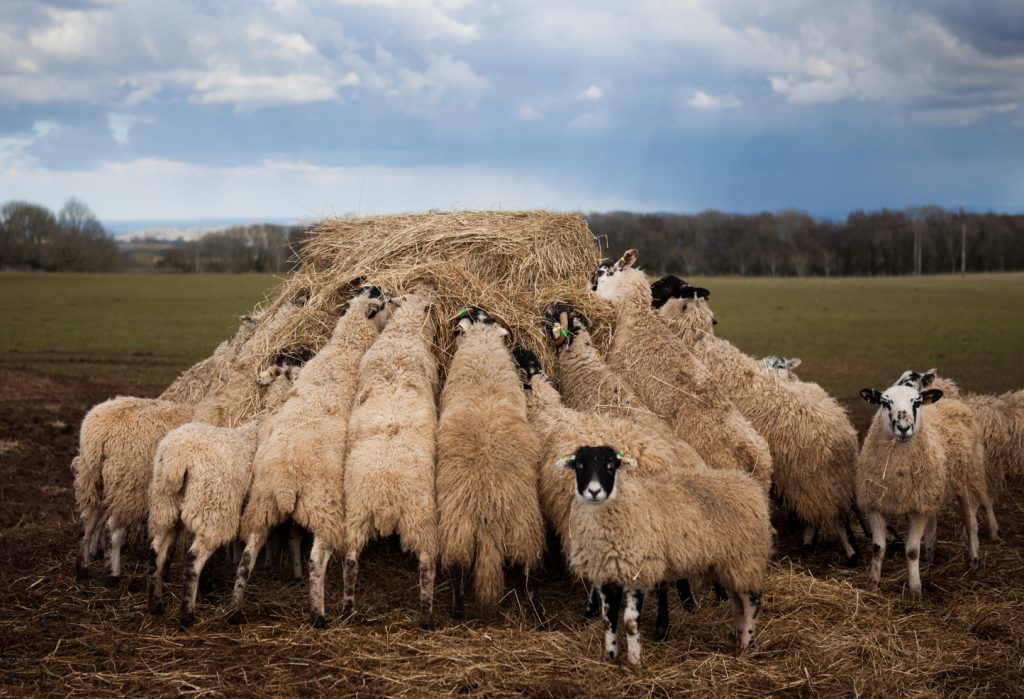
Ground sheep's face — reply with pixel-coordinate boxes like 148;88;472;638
894;368;938;391
762;355;801;380
256;353;308;386
860;384;943;442
453;306;508;345
347;285;392;327
512;347;542;389
557;445;637;505
543;302;586;350
591;249;639;300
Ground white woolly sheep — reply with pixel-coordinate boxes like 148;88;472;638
435;308;545;621
590;251;774;492
341;293;440;627
146;361;299;626
513;350;713;640
72;310;274;584
653;275;862;564
556;444;773;665
230;286;392;627
857;382;994;596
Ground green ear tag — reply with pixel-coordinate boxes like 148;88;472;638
616;450;623;458
458;308;468;318
560;328;569;337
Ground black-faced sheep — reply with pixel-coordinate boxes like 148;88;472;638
341;293;439;627
435;308;545;621
230;286;392;627
654;276;862;564
557;445;773;665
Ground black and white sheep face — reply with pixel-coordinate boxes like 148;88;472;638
558;445;637;504
511;347;541;389
894;368;938;391
256;353;307;386
762;355;801;379
453;306;509;344
591;249;639;297
860;384;943;442
543;302;585;349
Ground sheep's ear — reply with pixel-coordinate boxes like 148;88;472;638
860;388;882;404
619;456;638;470
920;370;937;387
617;249;639;270
494;324;509;338
920;388;943;404
786;358;801;369
328;304;346;317
555;456;575;470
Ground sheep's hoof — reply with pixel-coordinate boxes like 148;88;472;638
845;551;862;568
604;651;617;662
969;556;980;571
226;609;245;625
908;587;922;600
147;598;165;615
451;608;465;623
625;652;641;667
179;611;196;629
653;625;669;642
310;612;327;629
340;601;354;617
867;580;880;593
419;615;435;630
103;575;120;588
799;543;816;556
74;561;88;581
923;548;935;563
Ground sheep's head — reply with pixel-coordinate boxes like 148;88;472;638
591;249;641;301
451;306;509;344
543;302;586;350
762;355;801;380
651;276;715;333
894;368;938;391
512;347;542;389
860;384;943;442
256;350;310;386
557;445;637;504
342;285;393;327
230;314;261;348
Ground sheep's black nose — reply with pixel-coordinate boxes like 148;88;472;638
587;486;602;498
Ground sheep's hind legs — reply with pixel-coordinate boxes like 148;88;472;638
147;528;176;614
75;511;104;579
982;494;999;541
654;582;669;641
923;515;937;562
419;552;436;629
599;583;623;661
308;536;333;628
226;531;266;624
584;586;600;619
960;495;980;570
289;522;305;579
179;540;215;628
840;520;861;567
341;550;358;619
103;521;127;587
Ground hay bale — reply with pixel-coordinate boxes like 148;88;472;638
251;210;612;376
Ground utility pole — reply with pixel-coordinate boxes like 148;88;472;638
960;207;966;277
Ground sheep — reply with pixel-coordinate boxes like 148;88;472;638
513;349;712;640
341;293;439;628
435;307;545;621
146;359;300;626
653;275;862;564
556;444;773;665
857;382;994;597
894;369;1000;538
590;250;774;493
72;309;274;584
230;286;392;627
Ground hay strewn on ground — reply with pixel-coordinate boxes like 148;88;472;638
230;211;614;417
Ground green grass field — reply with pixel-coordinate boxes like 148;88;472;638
2;272;1022;398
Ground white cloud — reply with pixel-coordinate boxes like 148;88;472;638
107;113;155;145
579;84;603;100
516;105;545;121
0;121;58;167
688;90;741;110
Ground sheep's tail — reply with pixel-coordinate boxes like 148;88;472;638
147;442;187;536
73;424;107;517
472;526;505;616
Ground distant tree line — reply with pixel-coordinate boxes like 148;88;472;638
4;198;1024;276
587;207;1024;276
0;199;120;271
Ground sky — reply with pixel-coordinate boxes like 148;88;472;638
1;0;1023;227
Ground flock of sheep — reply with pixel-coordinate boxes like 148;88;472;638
71;248;1024;667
